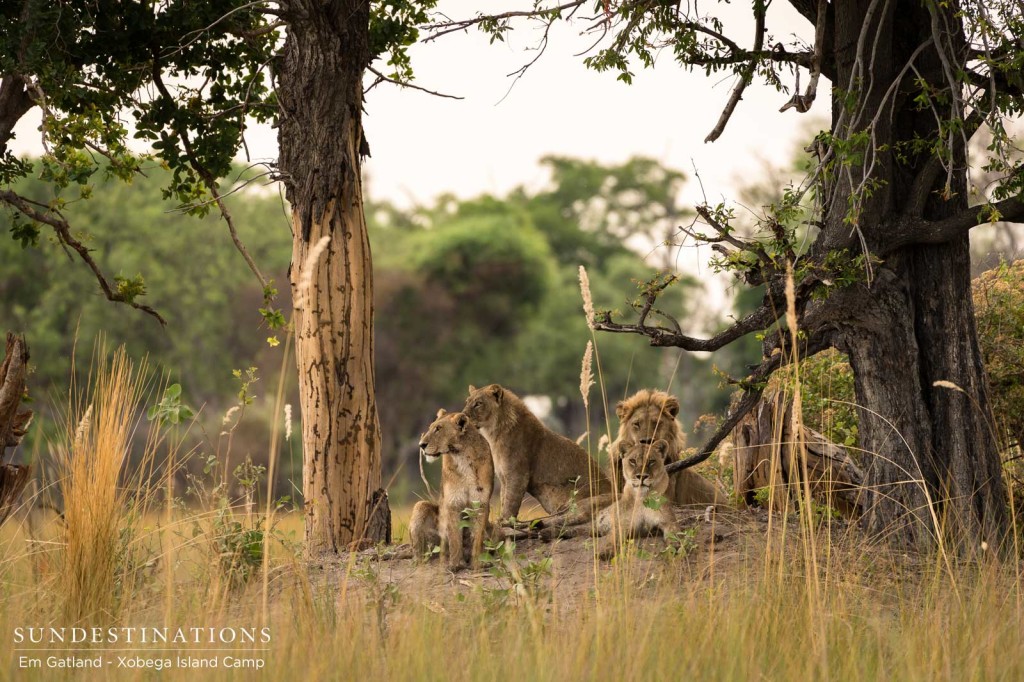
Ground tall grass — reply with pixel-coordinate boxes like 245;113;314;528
53;345;158;623
3;305;1024;680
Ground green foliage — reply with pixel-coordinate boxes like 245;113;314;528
183;452;292;590
788;349;859;448
660;528;697;559
147;383;195;426
479;538;553;607
974;260;1024;450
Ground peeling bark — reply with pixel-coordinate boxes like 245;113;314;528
277;1;388;554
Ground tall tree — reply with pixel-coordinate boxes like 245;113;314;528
436;1;1024;549
0;0;433;554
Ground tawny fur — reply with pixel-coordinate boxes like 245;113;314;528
415;409;496;570
609;389;725;506
409;500;440;556
541;439;681;559
463;384;613;522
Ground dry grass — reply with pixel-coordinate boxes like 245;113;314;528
3;321;1024;680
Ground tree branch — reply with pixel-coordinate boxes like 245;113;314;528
594;300;779;351
423;1;587;42
366;66;464;99
704;0;766;143
890;194;1024;251
666;334;832;473
151;59;269;293
0;189;167;325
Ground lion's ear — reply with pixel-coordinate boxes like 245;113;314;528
436;408;448;419
456;414;469;432
490;385;503;403
652;439;671;461
663;396;680;419
468;385;477;394
615;400;629;420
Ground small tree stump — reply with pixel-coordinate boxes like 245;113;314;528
0;332;32;527
732;390;864;518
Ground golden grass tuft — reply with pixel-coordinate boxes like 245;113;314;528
54;345;156;622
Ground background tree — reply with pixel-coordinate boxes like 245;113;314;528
436;0;1024;549
0;0;436;553
1;155;712;507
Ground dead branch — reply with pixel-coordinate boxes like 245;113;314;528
704;0;767;143
667;335;831;474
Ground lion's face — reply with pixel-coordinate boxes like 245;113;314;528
463;384;504;431
616;390;683;451
419;409;472;463
620;440;671;497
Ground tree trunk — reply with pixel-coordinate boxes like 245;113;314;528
1;332;32;527
824;0;1008;549
277;1;389;555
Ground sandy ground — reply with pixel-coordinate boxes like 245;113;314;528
303;504;863;613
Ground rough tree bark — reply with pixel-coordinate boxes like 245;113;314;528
821;0;1008;549
277;1;389;555
0;332;32;527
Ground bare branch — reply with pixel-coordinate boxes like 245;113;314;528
704;0;767;142
366;66;464;100
0;189;167;325
779;0;826;114
594;300;779;351
423;1;587;42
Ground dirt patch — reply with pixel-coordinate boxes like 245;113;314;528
306;505;864;614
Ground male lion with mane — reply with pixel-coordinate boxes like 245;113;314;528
609;389;725;506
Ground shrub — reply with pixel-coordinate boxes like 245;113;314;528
792;259;1024;453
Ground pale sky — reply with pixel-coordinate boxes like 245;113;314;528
10;1;823;302
12;1;821;204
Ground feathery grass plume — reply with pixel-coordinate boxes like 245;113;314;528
284;403;293;441
579;265;595;328
71;404;93;454
222;404;240;426
933;380;963;392
295;235;332;310
580;340;595;409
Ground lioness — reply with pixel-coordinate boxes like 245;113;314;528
610;389;724;506
464;384;613;522
412;409;495;570
408;500;441;556
542;439;682;559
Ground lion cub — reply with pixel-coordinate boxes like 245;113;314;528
464;384;612;522
543;439;681;559
610;389;724;506
411;409;495;571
